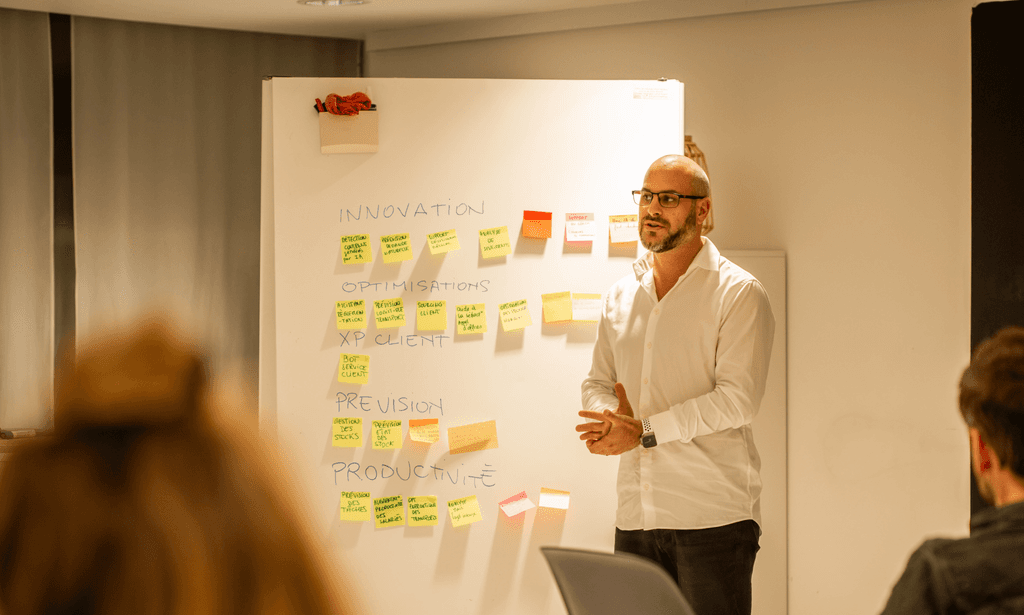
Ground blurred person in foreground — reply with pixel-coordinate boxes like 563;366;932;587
880;326;1024;614
0;317;356;615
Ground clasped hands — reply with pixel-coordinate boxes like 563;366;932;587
576;383;643;456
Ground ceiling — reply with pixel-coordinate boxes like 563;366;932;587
0;0;869;49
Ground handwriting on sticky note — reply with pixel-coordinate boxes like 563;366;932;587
408;496;439;526
332;417;363;448
380;233;413;263
340;491;372;521
416;300;447;331
372;420;403;449
374;495;405;528
373;297;406;329
609;214;638;244
572;293;602;322
541;291;573;323
341;234;372;264
565;213;596;242
539;487;571;509
336;299;366;330
498;299;532;332
338;353;369;384
409;418;439;443
456;303;487;334
479;226;511;258
499;491;537;517
427;229;461;254
448;420;498;455
447;495;483;527
522;211;553;238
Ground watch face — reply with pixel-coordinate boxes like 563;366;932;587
642;433;657;448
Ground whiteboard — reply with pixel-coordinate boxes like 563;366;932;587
259;78;786;615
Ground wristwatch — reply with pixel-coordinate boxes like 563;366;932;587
641;417;657;448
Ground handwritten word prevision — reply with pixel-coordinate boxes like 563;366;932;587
336;393;444;415
333;461;496;488
337;279;491;294
341;201;485;223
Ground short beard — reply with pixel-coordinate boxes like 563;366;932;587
640;205;698;253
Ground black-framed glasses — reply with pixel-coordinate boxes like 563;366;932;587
632;189;706;208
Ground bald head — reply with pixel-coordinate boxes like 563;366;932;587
645;154;710;197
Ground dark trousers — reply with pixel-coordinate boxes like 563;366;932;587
614;520;760;615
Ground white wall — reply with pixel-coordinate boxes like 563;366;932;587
366;0;974;613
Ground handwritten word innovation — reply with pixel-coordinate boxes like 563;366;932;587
341;201;485;223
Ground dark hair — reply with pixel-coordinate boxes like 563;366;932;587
960;326;1024;477
0;317;354;615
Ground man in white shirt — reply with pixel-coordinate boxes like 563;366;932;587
577;154;775;615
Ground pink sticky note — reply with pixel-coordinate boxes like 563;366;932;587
499;491;537;517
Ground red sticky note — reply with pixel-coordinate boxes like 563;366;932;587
523;210;553;238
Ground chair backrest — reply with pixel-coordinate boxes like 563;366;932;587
541;546;697;615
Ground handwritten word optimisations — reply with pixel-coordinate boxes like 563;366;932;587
341;201;485;223
337;279;491;294
333;461;496;488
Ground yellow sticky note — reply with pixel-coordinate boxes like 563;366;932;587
380;233;413;263
332;417;363;448
539;487;571;510
409;418;440;443
541;291;573;323
448;420;498;455
372;419;403;449
427;229;461;255
373;297;406;329
408;496;439;527
336;300;366;330
374;495;405;529
571;293;603;322
455;303;487;334
447;495;483;528
341;234;372;264
417;300;447;331
609;214;639;244
340;491;372;521
338;353;369;384
479;226;512;258
498;299;532;332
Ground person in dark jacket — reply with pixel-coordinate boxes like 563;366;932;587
880;326;1024;614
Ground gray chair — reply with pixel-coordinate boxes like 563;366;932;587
541;546;697;615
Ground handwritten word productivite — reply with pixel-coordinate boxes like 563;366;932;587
332;461;496;488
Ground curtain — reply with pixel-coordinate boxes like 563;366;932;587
0;8;52;430
72;17;360;415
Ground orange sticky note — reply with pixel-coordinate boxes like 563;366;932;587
539;487;571;509
522;210;552;238
541;291;573;323
448;420;498;455
409;418;439;443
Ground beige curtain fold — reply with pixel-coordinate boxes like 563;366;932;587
0;8;53;430
72;17;360;413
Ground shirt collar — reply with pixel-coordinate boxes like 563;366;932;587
632;237;720;281
970;499;1024;533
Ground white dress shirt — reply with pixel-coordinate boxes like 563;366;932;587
582;238;775;530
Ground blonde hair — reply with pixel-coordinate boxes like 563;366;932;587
0;318;353;615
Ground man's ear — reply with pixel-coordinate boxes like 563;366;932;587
972;427;994;472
